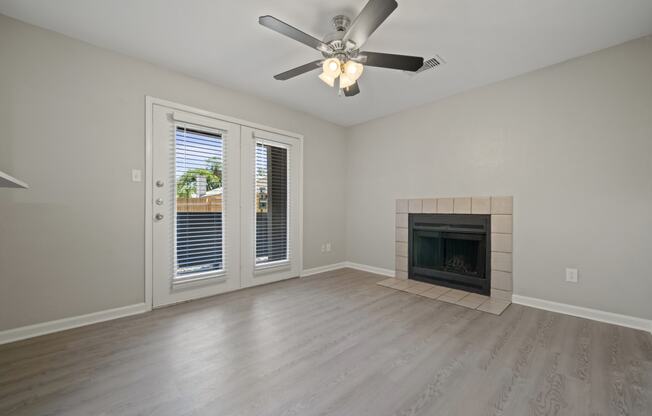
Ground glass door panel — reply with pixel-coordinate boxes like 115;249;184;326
174;127;224;280
255;141;289;266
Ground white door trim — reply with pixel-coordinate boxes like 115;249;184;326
145;96;303;308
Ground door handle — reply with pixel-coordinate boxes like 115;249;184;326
155;213;164;221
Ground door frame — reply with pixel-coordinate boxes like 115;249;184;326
144;96;304;308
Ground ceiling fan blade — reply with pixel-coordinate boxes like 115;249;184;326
360;51;424;71
343;0;398;48
273;60;322;80
259;15;332;53
343;81;360;97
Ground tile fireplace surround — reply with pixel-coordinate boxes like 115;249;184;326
395;196;513;310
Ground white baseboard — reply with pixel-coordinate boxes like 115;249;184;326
6;277;648;346
301;261;395;278
2;261;389;344
300;262;348;277
0;303;150;345
512;294;652;334
343;261;395;277
303;263;651;334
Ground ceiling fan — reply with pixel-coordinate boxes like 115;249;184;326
259;0;424;97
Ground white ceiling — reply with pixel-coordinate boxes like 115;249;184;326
1;0;651;126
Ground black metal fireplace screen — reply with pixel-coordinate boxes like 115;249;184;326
409;214;491;295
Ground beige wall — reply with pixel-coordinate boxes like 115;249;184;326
2;13;651;332
0;15;347;330
346;37;652;320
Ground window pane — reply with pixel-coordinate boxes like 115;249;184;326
255;142;288;265
175;127;224;278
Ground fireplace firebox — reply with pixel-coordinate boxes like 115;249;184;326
408;214;491;295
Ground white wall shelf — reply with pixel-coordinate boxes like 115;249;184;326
0;170;29;189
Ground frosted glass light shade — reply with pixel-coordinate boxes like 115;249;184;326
343;61;363;81
319;72;335;87
322;58;341;78
339;73;355;89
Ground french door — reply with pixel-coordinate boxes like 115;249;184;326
150;101;301;307
240;127;301;287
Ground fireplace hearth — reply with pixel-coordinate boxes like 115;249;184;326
409;214;491;295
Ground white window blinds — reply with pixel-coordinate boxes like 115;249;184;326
174;126;225;278
255;141;289;266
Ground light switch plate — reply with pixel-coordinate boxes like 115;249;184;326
131;169;142;182
565;268;578;283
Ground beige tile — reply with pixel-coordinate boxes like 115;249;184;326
491;288;513;301
422;199;437;213
477;299;511;315
404;281;433;294
455;293;490;309
396;213;408;228
438;288;469;303
491;271;513;291
471;197;491;214
396;199;409;213
492;252;513;272
491;215;513;234
392;280;411;290
437;198;454;213
395;281;420;293
396;228;408;242
395;256;408;272
491;233;512;253
491;196;513;214
419;285;451;299
408;199;423;213
409;280;432;288
395;270;408;280
395;241;408;257
454;197;472;214
377;278;400;288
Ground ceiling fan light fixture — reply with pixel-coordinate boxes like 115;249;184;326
322;58;341;78
318;72;336;87
344;60;364;81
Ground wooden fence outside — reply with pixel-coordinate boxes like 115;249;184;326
176;193;267;213
176;195;222;213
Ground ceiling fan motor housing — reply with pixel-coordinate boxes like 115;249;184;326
323;15;357;58
332;15;350;32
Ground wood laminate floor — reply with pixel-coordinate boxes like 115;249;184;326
1;268;651;416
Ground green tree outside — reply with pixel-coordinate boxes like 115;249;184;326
176;157;222;198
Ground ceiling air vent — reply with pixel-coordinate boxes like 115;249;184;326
407;55;445;76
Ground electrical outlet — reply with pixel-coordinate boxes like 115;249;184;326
321;244;326;253
565;268;578;283
326;242;331;252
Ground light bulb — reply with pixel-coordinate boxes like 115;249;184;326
318;72;335;87
343;61;363;81
339;73;355;89
322;58;341;78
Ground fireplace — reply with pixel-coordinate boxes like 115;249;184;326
409;214;491;295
